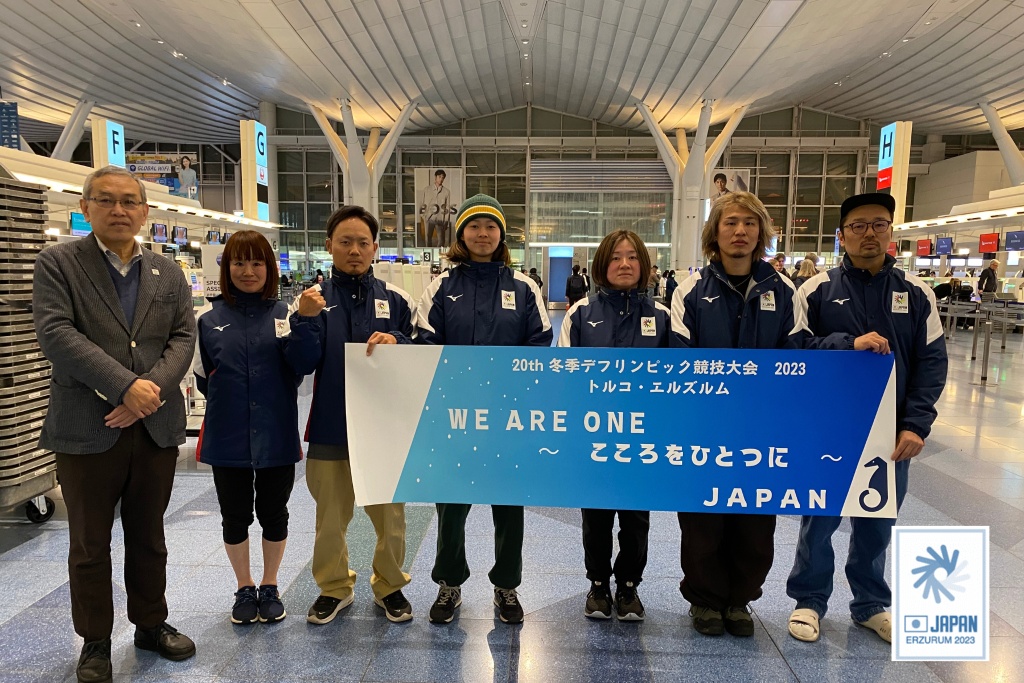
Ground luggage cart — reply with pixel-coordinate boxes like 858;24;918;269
0;178;57;523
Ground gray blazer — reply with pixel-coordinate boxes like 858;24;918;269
32;235;197;454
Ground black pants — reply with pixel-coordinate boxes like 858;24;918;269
211;464;295;545
56;423;178;641
582;508;649;585
677;512;776;610
431;503;524;589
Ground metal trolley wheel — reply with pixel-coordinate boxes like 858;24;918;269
25;496;55;524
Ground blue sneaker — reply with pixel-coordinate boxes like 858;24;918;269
258;584;286;623
231;585;259;625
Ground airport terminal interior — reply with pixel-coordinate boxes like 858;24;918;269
3;0;1024;681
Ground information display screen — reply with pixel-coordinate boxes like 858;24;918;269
936;236;953;255
151;223;168;243
173;226;188;246
70;211;92;237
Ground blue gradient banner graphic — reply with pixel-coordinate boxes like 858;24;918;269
345;345;897;517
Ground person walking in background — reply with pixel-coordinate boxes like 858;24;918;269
416;194;552;625
663;269;678;306
193;231;302;626
566;264;589;307
558;230;669;622
648;265;662;299
791;258;818;290
978;259;999;296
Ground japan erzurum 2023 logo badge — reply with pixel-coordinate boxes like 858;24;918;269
894;527;988;661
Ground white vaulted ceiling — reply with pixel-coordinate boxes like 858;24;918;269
2;0;1024;143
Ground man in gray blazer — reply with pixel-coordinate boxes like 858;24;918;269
33;166;197;683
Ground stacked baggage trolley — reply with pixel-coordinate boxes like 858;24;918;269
0;177;56;522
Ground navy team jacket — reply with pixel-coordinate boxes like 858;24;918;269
671;259;799;350
557;287;671;349
793;253;947;439
415;261;553;346
193;292;302;468
287;267;415;447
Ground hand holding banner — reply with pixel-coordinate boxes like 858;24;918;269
346;345;897;518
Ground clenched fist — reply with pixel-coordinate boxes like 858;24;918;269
298;286;327;317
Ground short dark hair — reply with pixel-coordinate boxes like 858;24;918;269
529;268;537;274
220;230;279;306
434;169;446;179
572;264;580;274
591;230;652;290
325;205;379;241
714;173;727;183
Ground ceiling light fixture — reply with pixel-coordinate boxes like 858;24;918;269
522;40;528;44
133;21;141;27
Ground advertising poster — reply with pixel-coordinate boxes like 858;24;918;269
346;346;897;517
707;168;751;201
126;152;199;201
200;244;225;297
414;168;462;247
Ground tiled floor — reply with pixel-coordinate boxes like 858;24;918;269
1;318;1022;682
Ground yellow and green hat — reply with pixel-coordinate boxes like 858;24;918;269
455;194;506;242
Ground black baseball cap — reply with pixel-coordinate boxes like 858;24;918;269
839;192;896;227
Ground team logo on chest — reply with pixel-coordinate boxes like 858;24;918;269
760;291;776;311
501;290;516;310
274;318;291;338
641;316;656;336
892;291;909;314
375;299;391;318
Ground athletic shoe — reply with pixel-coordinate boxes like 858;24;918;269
230;585;259;625
615;581;645;621
724;605;755;636
689;605;725;636
494;587;524;624
584;580;613;619
429;582;462;624
258;584;286;623
375;589;413;623
306;593;354;625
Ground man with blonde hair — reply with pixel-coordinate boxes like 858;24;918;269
670;191;799;637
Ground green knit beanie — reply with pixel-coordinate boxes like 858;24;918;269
455;194;506;242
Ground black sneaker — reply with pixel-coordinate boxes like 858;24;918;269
615;581;645;621
689;605;725;636
76;638;112;683
231;585;259;625
258;584;286;623
429;582;462;624
724;605;754;636
493;587;524;624
306;593;354;625
375;589;413;623
584;580;613;619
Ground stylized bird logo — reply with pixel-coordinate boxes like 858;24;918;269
323;305;337;311
447;294;464;302
702;296;719;303
832;298;850;305
587;320;604;327
213;324;230;332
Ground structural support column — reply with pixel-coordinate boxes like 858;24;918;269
639;101;746;274
51;99;94;161
980;102;1024;186
259;101;279;223
19;137;32;154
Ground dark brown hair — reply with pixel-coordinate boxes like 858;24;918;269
220;230;279;305
325;205;380;240
591;230;651;290
445;240;512;266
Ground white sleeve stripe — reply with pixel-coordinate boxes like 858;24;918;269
415;271;447;334
791;271;828;336
670;273;700;340
906;274;945;344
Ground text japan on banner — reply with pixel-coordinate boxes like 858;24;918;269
346;346;897;517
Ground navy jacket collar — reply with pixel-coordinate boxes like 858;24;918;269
459;260;504;280
840;253;896;281
331;265;375;303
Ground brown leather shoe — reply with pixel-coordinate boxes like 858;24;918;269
76;638;112;683
133;622;196;661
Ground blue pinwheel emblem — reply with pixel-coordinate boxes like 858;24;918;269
911;545;970;604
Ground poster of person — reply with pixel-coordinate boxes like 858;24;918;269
126;152;200;202
414;168;462;247
706;168;750;200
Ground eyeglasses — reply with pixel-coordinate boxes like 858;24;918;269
87;197;144;210
843;220;892;235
